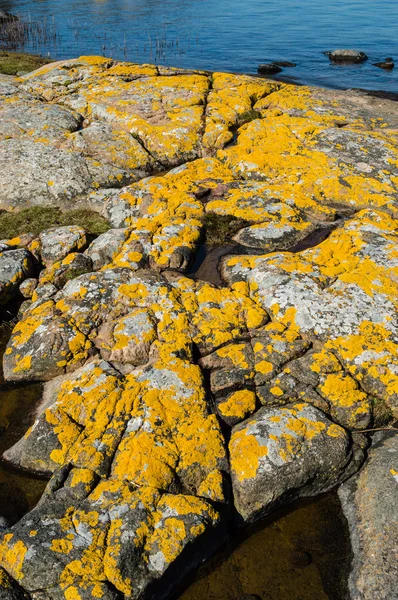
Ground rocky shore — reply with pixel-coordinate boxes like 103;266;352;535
0;56;397;600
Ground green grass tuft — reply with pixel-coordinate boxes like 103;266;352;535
0;51;51;75
370;396;393;427
202;212;250;248
0;206;110;240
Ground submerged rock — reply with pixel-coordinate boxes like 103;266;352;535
338;433;398;600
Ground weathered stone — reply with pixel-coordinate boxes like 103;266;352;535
38;253;93;289
3;300;94;382
338;433;398;600
223;211;398;419
39;226;87;267
230;402;365;523
0;139;92;211
65;121;159;185
19;279;37;299
0;249;34;306
85;228;129;269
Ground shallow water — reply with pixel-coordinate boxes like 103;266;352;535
178;493;351;600
0;329;47;522
1;0;397;92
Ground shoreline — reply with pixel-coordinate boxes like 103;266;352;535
1;49;397;101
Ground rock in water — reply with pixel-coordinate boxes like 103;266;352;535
229;402;365;523
338;433;398;600
257;63;283;75
373;58;394;70
326;50;368;63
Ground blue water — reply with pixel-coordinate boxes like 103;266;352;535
1;0;398;92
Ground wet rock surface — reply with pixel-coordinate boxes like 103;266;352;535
0;57;397;600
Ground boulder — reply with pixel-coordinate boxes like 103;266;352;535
0;249;34;306
19;278;37;299
338;433;398;600
0;139;92;211
85;228;129;269
38;252;93;290
229;402;365;523
39;226;87;267
0;474;224;600
326;50;368;63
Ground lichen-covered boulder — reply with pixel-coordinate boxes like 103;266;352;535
84;228;129;270
223;210;398;419
0;249;34;306
3;300;94;382
229;402;365;523
0;472;224;600
37;252;93;290
338;433;398;600
39;226;87;267
19;278;37;300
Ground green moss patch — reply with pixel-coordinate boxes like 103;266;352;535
0;51;51;75
202;212;250;248
0;207;110;239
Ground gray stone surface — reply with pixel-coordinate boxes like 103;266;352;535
338;433;398;600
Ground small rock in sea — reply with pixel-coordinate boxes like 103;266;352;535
326;49;368;63
274;61;297;67
258;63;282;75
373;58;394;70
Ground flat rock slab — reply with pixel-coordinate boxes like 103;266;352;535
338;433;398;600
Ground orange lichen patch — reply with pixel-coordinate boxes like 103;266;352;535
0;535;27;580
218;390;256;420
229;428;269;481
326;321;398;414
175;278;267;352
145;494;219;569
111;359;226;495
216;344;250;368
319;373;368;408
197;469;224;502
310;349;342;374
217;109;397;217
203;72;280;151
9;300;54;348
